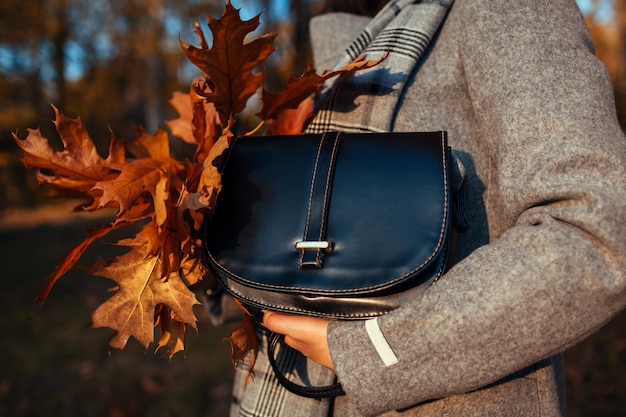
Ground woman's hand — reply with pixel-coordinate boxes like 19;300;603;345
262;311;335;371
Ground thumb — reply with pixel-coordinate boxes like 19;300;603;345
262;311;295;335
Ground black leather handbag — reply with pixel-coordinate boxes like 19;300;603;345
204;131;466;397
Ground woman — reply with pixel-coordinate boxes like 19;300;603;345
229;0;626;415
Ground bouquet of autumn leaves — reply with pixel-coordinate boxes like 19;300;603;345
13;1;382;367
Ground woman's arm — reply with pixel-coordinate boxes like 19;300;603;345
321;0;626;414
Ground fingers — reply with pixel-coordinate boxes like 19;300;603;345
262;312;307;349
263;311;329;340
262;311;310;354
283;335;305;351
262;311;295;335
262;311;335;371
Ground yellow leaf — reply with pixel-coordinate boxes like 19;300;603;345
87;247;199;350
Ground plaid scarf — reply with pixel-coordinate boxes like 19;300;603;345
230;1;453;416
306;0;454;134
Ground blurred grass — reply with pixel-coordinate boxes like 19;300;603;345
565;309;626;417
0;208;236;417
0;205;625;416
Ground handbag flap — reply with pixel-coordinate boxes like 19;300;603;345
205;131;450;296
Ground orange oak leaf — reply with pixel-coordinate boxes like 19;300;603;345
198;120;235;208
12;107;124;210
226;300;258;385
180;1;276;125
335;51;390;72
257;54;389;123
166;91;198;145
155;304;188;359
94;127;186;230
190;79;222;164
94;159;170;228
178;253;207;287
116;217;166;262
114;204;192;283
125;126;172;159
87;246;200;350
36;198;153;308
179;119;235;212
265;96;315;135
37;222;120;309
257;64;323;122
166;89;220;165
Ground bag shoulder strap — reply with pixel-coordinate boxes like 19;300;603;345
268;332;346;398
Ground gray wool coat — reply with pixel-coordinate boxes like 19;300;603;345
307;0;626;416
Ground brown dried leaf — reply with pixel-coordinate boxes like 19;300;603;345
125;126;172;160
166;89;220;165
197;120;235;209
95;161;164;225
226;300;258;385
265;96;315;135
166;91;197;145
90;127;186;230
180;1;276;124
156;304;189;359
12;107;123;209
87;247;199;350
179;253;207;287
258;54;389;123
36;223;119;309
191;81;222;164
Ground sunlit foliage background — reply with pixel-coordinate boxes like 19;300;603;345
0;1;624;416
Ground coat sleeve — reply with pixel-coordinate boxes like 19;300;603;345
326;0;626;414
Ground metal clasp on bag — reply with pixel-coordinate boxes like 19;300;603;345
295;241;334;253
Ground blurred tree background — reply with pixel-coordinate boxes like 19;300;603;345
1;0;625;207
0;0;319;209
584;0;626;127
0;0;625;416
